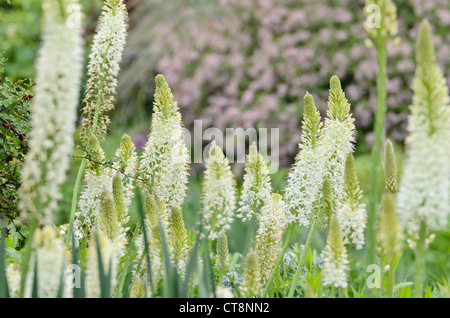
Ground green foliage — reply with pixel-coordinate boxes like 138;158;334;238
0;55;32;228
0;0;103;81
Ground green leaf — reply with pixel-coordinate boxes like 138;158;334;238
394;281;413;291
350;286;363;298
95;232;111;298
19;218;37;298
306;247;313;273
31;253;38;298
312;273;320;294
56;258;66;298
158;217;180;298
135;188;154;296
399;285;411;298
0;229;10;298
115;228;139;298
424;285;433;298
182;218;203;297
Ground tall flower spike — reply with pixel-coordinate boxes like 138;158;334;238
378;193;403;262
237;142;272;222
384;140;397;193
255;193;287;286
201;142;236;240
321;76;357;206
364;0;398;43
140;75;190;208
396;20;450;234
284;93;327;225
169;205;188;276
322;217;349;288
240;249;261;298
19;0;84;225
80;0;128;142
336;154;367;249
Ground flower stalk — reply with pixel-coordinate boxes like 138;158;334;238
364;0;398;269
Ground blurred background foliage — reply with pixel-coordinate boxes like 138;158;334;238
0;0;103;80
118;0;450;166
1;0;449;288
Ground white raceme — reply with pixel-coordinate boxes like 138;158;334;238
285;77;356;227
140;75;190;208
201;142;236;240
80;0;128;142
19;0;84;224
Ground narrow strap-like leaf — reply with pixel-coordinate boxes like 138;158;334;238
135;188;154;296
158;217;179;298
182;218;203;297
95;232;110;298
56;257;66;298
31;253;38;298
0;229;10;298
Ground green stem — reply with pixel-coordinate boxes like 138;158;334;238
367;38;387;270
413;222;427;298
65;159;86;246
287;219;318;298
262;222;295;297
387;259;395;298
